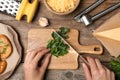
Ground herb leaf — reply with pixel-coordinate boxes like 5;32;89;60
5;44;9;47
1;48;7;54
57;27;70;39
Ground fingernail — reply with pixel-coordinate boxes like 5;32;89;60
47;54;52;59
48;53;52;56
86;56;90;60
26;50;29;52
27;49;32;53
95;58;101;62
47;49;51;52
48;48;50;51
95;58;98;61
82;63;85;67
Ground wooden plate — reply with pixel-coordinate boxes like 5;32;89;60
44;0;80;15
0;23;22;80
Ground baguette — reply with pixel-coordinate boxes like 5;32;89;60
0;59;7;74
0;34;13;59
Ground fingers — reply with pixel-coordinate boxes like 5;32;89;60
104;66;115;80
87;57;98;73
111;72;115;80
95;59;104;71
40;54;51;77
25;47;46;64
32;49;50;66
27;47;46;52
105;67;111;80
84;57;115;80
82;63;92;80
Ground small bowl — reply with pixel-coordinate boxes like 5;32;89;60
44;0;80;15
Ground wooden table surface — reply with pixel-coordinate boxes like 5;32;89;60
0;0;120;80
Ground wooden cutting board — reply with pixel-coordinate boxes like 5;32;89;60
28;29;103;69
93;12;120;57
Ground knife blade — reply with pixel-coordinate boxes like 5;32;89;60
53;30;89;66
0;0;39;23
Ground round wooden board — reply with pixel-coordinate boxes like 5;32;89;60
0;23;22;80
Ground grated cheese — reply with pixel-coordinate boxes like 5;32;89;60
47;0;77;13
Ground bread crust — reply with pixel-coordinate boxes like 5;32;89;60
0;34;13;59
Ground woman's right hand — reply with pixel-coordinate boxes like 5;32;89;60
82;57;115;80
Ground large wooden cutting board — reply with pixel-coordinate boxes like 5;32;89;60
93;12;120;57
28;29;103;69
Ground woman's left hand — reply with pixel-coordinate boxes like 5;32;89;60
23;47;51;80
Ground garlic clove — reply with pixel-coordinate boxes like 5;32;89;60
38;17;49;27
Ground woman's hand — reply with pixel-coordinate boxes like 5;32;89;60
23;47;51;80
82;57;115;80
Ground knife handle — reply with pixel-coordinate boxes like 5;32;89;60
16;0;39;23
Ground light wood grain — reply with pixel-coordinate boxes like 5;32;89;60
66;29;103;54
0;0;119;79
94;12;120;57
28;29;79;69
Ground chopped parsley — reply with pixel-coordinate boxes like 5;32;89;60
1;48;7;54
47;27;70;57
57;27;70;39
5;44;9;47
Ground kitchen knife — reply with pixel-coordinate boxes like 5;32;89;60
0;0;39;23
53;30;89;66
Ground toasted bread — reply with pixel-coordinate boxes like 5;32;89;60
0;34;13;59
0;59;7;74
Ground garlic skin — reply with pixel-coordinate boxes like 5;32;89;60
38;17;49;27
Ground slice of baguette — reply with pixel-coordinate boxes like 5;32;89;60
0;34;13;59
0;59;7;74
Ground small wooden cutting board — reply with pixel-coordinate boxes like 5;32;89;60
28;29;103;69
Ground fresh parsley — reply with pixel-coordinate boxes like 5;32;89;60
47;27;70;57
110;56;120;80
57;27;70;39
